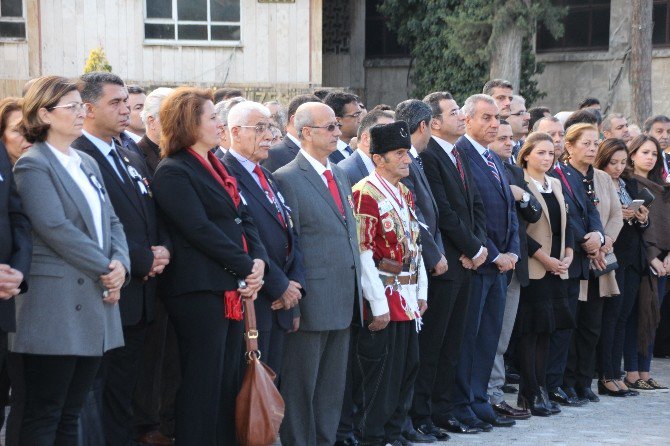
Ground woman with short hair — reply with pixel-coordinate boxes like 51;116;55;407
0;98;31;164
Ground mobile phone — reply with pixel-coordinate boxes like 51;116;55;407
626;199;645;213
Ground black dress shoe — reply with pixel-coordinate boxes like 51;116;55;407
334;438;360;446
414;422;451;440
479;414;516;427
598;379;629;397
539;387;561;414
432;415;482;434
460;417;493;432
549;387;587;406
492;401;531;419
501;383;518;394
576;386;600;402
403;427;437;443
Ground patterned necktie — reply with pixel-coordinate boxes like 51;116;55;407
344;145;353;156
483;149;501;184
253;165;286;228
108;146;128;183
323;169;345;218
452;147;467;189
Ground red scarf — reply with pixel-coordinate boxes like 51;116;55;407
188;148;247;321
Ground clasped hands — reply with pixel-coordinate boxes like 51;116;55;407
143;245;171;281
459;247;488;270
0;264;23;300
238;258;265;300
100;260;127;305
271;280;303;310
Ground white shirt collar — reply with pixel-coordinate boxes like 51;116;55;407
359;151;375;174
431;135;454;154
464;134;488;156
82;129;115;157
409;146;419;158
300;148;332;176
228;148;257;176
125;130;142;143
337;139;351;157
46;143;80;169
286;132;302;149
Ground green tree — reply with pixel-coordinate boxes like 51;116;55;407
378;0;565;105
83;46;112;73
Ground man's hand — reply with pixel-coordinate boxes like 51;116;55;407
103;289;121;305
278;281;302;309
287;316;300;333
651;258;667;276
459;255;474;270
432;255;448;276
494;254;514;273
0;265;23;298
581;232;601;253
472;247;488;269
100;260;126;292
663;255;670;274
418;299;428;316
147;246;171;279
509;184;525;202
368;312;390;332
244;259;266;292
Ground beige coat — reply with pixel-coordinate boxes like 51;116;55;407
579;168;623;300
524;172;570;280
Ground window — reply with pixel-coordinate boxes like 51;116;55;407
0;0;26;40
144;0;240;44
536;0;610;52
365;0;410;58
653;0;670;46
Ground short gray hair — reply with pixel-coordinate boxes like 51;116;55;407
215;96;246;126
395;99;431;134
602;113;625;132
295;105;318;139
140;87;174;124
462;94;497;117
226;101;271;128
511;95;526;106
532;116;561;132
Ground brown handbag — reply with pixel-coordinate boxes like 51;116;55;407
235;296;285;446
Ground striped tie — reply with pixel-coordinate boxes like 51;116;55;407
483;149;501;183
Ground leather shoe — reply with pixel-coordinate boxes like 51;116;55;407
492;401;531;420
137;431;174;446
335;439;360;446
432;415;482;434
414;422;450;440
479;414;516;427
549;387;587;406
576;386;600;402
501;383;518;394
460;417;493;432
403;427;437;443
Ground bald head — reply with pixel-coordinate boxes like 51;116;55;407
294;102;341;163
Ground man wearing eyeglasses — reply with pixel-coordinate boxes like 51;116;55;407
325;92;364;164
217;101;305;377
507;95;530;164
274;102;363;446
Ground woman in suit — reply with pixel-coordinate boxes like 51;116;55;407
594;139;647;396
152;87;268;445
12;76;129;445
516;132;573;416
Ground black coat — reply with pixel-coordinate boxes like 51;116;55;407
503;162;542;286
613;177;648;272
220;151;306;331
261;135;300;173
72;135;170;326
420;137;487;281
153;150;269;297
0;143;32;332
136;135;161;175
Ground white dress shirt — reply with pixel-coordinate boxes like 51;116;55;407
47;143;104;248
300;149;332;187
336;139;352;159
286;132;302;149
229;149;262;189
82;130;127;182
125;130;142;143
360;151;375;174
431;135;456;164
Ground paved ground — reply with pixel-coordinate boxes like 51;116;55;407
434;357;670;445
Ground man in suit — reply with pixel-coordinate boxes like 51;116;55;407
274;102;363;446
483;79;514;120
335;109;394;446
339;110;394;187
263;94;321;172
411;91;488;436
324;92;362;164
507;95;529;163
136;87;173;174
534;117;565;165
453;94;519;429
214;96;246;157
73;72;172;446
218;101;306;374
487;122;542;419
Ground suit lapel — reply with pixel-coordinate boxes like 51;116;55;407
525;171;552;229
431;139;467;196
355;152;369;179
37;144;98;243
284;136;300;157
79;156;109;250
296;153;347;226
467;146;506;199
180;151;239;215
411;155;438;211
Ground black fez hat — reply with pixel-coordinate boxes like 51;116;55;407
369;121;412;155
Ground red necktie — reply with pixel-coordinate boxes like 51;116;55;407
452;148;467;189
253;165;286;228
323;169;345;217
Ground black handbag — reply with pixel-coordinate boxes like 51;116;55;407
591;252;618;277
638;187;656;208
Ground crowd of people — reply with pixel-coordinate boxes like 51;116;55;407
1;73;670;446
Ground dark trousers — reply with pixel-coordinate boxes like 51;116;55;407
564;278;604;389
0;330;11;428
336;325;359;442
518;333;550;400
625;275;663;372
353;321;419;444
103;323;148;445
279;328;350;446
7;352;25;446
20;354;101;446
452;273;506;423
258;320;286;379
410;275;470;424
133;299;179;437
546;278;580;390
164;292;243;446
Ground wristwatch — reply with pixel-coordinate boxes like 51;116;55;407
520;191;530;208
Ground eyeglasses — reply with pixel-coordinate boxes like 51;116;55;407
509;110;530;117
49;102;86;112
237;123;277;134
306;123;342;132
343;111;363;119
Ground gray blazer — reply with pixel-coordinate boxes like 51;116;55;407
10;142;129;356
338;150;370;187
274;152;363;331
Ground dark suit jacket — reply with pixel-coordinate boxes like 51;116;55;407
0;143;31;332
503;162;542;287
401;152;445;272
262;135;301;173
73;135;169;326
338;150;370;186
328;149;346;165
613;177;648;272
551;163;605;279
153;150;269;297
219;151;306;331
136;135;161;175
459;136;520;275
420;137;487;281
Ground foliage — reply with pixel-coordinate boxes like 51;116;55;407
83;47;112;74
378;0;565;105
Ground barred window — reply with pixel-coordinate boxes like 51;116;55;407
0;0;26;40
536;0;610;52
